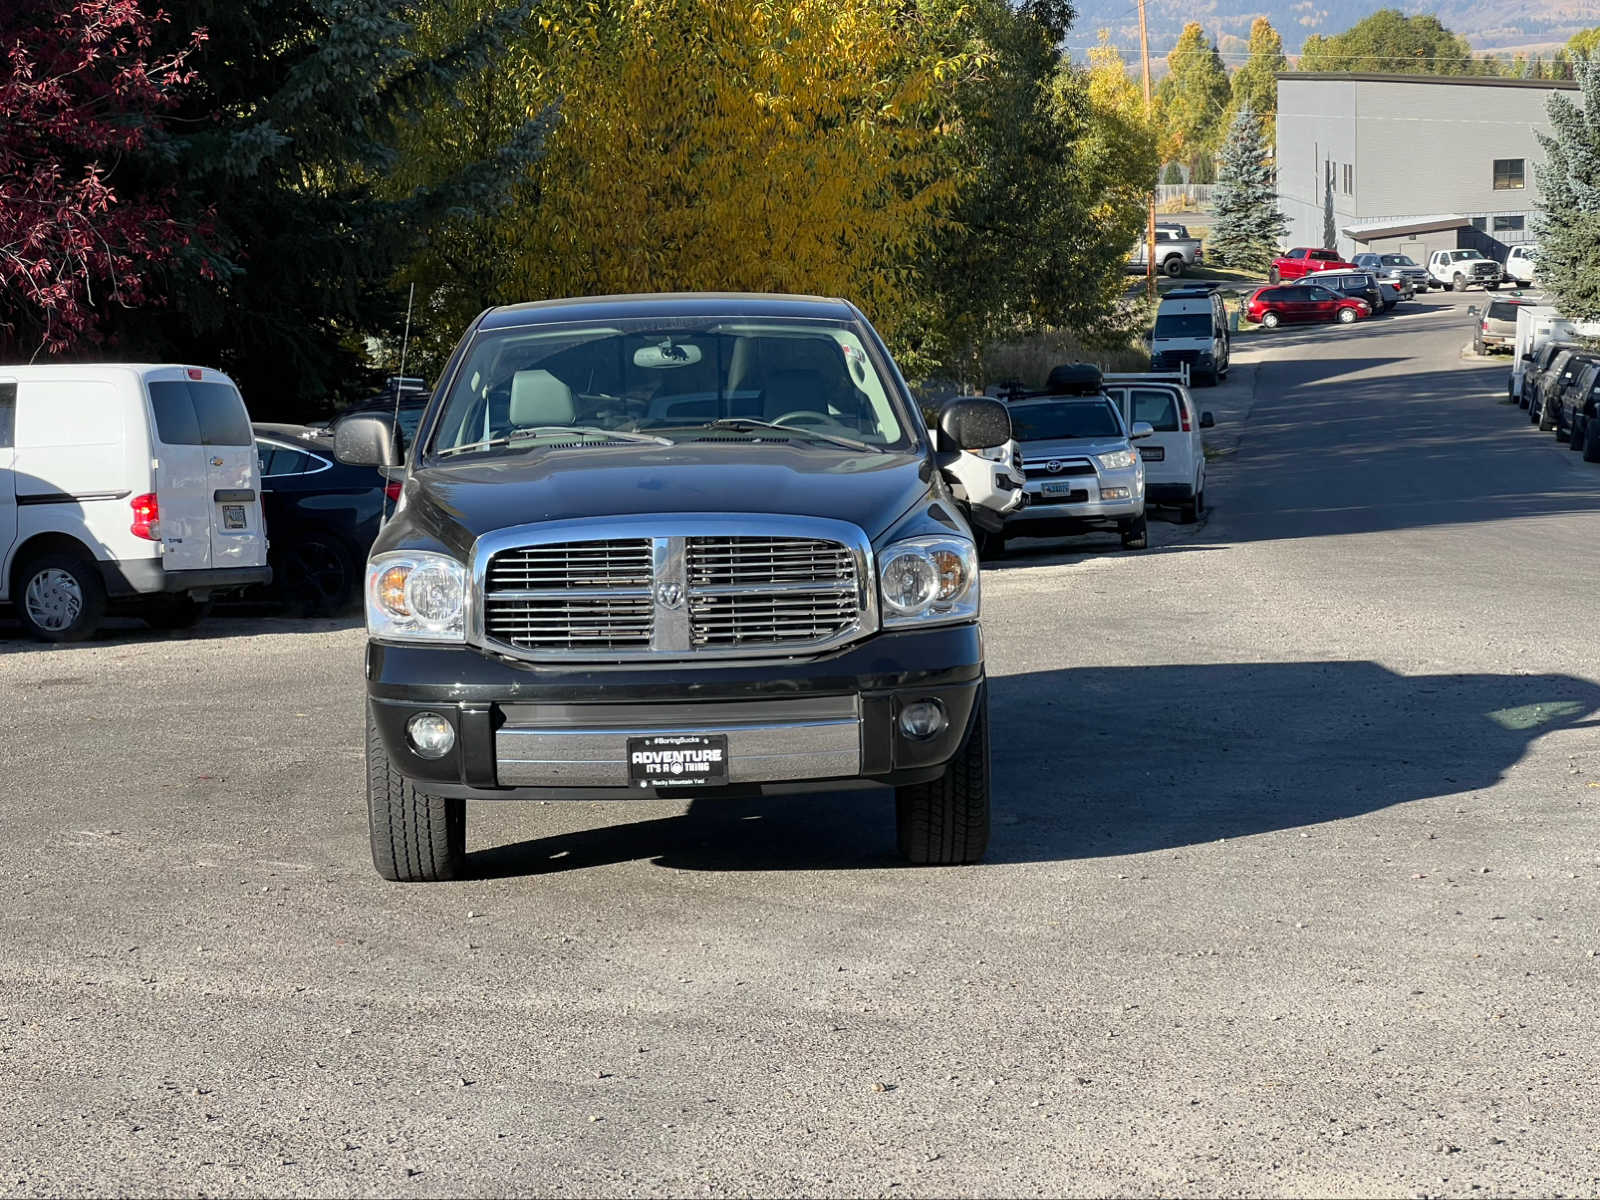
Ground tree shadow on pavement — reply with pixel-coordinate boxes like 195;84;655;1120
465;660;1600;877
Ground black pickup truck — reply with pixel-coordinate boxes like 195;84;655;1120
336;293;1013;881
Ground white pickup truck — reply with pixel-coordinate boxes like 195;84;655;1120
1428;248;1504;291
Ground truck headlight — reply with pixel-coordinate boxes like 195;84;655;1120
1095;449;1138;470
878;536;979;627
367;551;467;642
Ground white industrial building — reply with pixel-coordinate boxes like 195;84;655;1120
1274;73;1579;263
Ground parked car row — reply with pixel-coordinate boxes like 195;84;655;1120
1520;338;1600;461
1271;246;1516;293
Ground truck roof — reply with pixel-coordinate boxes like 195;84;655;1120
480;292;858;330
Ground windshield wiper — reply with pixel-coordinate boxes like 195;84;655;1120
695;417;874;453
438;425;673;457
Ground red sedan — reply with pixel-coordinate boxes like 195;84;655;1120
1246;284;1370;329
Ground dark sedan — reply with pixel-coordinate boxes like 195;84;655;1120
254;426;393;614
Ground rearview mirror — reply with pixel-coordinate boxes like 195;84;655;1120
1200;411;1216;429
334;412;400;467
1129;421;1155;441
938;396;1011;451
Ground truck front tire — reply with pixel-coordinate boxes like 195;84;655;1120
367;708;466;882
895;688;991;866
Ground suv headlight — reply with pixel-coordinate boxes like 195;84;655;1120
878;536;979;627
1095;449;1138;470
367;551;467;642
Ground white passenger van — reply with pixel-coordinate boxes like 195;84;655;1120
0;365;270;641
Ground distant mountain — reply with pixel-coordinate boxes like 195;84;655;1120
1068;0;1600;59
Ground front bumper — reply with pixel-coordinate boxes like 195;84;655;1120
366;623;984;799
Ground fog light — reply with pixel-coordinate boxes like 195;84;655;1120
1101;486;1131;500
898;700;947;740
406;712;455;759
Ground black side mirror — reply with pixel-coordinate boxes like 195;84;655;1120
1200;411;1216;429
334;412;401;467
938;396;1011;451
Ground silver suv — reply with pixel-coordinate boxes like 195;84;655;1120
997;394;1153;553
1353;253;1428;295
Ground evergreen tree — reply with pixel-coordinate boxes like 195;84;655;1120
110;1;550;418
1323;172;1337;249
1163;161;1184;185
1207;106;1287;272
1532;54;1600;321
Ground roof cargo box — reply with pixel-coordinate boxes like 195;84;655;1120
1044;362;1104;396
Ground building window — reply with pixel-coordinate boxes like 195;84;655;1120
1493;159;1525;189
1470;217;1487;232
1493;214;1526;233
1343;163;1353;194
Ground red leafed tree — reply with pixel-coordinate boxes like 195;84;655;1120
0;1;205;359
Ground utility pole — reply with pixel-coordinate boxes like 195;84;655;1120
1138;0;1156;301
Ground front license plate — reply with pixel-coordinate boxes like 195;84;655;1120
628;734;729;789
222;504;247;530
1042;481;1074;496
1139;446;1165;461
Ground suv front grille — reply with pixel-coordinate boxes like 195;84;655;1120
686;537;858;647
481;530;865;658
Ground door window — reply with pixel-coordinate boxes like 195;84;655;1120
148;382;203;445
1306;287;1338;301
0;381;14;448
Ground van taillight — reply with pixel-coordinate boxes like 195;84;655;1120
1180;404;1192;433
130;493;160;540
384;480;403;502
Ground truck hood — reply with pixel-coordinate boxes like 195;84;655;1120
386;442;936;560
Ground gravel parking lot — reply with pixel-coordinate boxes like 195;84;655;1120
4;290;1599;1198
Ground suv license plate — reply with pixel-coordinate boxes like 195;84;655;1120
628;734;729;789
222;504;247;530
1041;481;1073;496
1139;446;1164;461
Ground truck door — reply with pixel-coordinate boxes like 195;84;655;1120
188;378;266;570
0;380;15;593
144;374;212;573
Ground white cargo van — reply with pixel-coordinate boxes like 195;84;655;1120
0;364;270;641
1148;288;1230;387
1103;373;1214;523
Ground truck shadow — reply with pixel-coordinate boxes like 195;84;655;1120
466;660;1600;877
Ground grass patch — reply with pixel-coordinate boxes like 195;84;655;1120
984;328;1150;389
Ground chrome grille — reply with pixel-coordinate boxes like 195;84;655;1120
484;540;653;651
477;526;869;658
687;537;859;647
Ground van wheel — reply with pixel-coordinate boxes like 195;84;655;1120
367;707;465;882
15;552;106;643
894;687;989;866
142;595;212;630
1261;311;1281;329
1337;307;1358;324
1119;513;1148;550
1179;485;1205;524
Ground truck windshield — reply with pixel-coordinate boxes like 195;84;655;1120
428;317;913;458
1153;313;1212;338
1010;400;1123;441
1380;255;1417;266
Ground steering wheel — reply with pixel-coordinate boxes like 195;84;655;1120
770;410;835;428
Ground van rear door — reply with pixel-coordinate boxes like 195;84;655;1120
0;381;15;585
145;373;213;573
188;376;265;570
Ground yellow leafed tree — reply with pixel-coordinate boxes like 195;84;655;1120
502;0;968;346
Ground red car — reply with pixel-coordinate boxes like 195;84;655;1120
1269;247;1356;283
1247;284;1371;329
